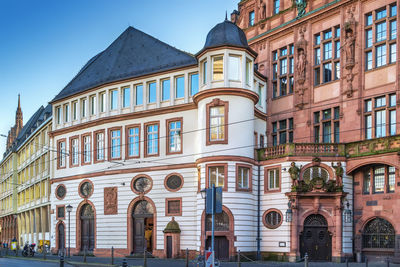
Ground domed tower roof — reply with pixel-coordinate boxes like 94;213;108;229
197;19;256;57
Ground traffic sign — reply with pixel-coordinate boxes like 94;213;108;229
206;250;214;267
206;186;222;214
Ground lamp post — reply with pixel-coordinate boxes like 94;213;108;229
66;205;73;258
200;188;206;262
343;202;352;223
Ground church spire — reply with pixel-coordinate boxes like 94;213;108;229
15;94;23;133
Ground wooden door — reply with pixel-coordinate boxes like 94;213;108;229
133;217;145;253
206;236;229;260
166;236;172;258
80;204;95;251
58;223;65;250
300;214;331;261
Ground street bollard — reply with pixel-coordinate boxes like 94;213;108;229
111;246;114;265
186;248;189;267
143;249;147;267
83;247;87;263
346;257;349;267
366;258;368;267
304;253;308;267
122;258;128;267
237;250;241;267
387;257;390;267
59;254;64;267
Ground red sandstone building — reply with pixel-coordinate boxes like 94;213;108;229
236;0;400;262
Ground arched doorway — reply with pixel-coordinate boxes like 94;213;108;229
362;217;395;259
80;204;95;251
300;214;331;261
132;200;154;254
205;211;230;261
58;223;65;252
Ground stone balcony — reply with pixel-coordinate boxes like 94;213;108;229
257;135;400;161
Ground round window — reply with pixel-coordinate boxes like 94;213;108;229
263;210;283;229
131;176;152;194
165;174;183;191
79;181;93;198
56;185;66;200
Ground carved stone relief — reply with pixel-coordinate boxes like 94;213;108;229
295;26;308;109
104;187;118;215
343;6;357;98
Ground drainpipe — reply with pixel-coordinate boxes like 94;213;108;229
257;164;261;260
352;171;355;261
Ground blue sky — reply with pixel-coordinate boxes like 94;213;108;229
0;0;239;155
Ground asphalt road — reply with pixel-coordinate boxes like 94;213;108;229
0;258;74;267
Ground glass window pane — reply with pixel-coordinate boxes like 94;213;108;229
148;82;156;103
363;170;370;194
123;87;130;108
228;56;240;80
390;43;397;63
366;29;373;48
366;14;373;26
315;34;321;45
212;56;223;80
335;27;340;38
280;77;287;96
335;41;340;58
249;11;255;26
162;79;170;101
390;20;397;40
390;110;396;135
376;8;387;20
324;30;332;40
391;5;397;17
280;58;287;75
323;63;332;83
203;61;207;84
175;76;184;99
323;42;332;60
375;96;386;107
373;167;385;193
365;99;372;112
323;121;331;143
280;47;287;56
390;94;396;107
135;85;143;105
190;74;199;96
376;22;387;42
388;166;395;192
376;44;387;67
334;121;340;143
365;115;372;139
366;51;373;70
273;0;280;14
375;110;386;138
111;90;118;110
334;62;340;80
314;68;320;85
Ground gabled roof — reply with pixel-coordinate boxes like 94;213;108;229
52;27;197;103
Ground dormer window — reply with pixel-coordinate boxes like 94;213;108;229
64;104;69;123
212;55;224;81
99;92;106;112
175;76;184;98
90;95;96;115
56;106;61;124
148;82;156;103
72;101;78;120
110;90;118;110
228;55;241;81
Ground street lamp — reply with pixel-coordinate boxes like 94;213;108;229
66;205;73;258
343;202;352;223
285;200;293;223
200;188;207;263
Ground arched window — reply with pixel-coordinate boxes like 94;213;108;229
302;166;329;183
206;211;229;231
362;218;395;249
133;200;154;215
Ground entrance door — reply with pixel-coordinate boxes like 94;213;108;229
166;236;172;258
206;236;229;260
58;223;65;251
300;214;331;261
80;204;95;251
132;200;154;254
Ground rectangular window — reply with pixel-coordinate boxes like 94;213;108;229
324;29;332;40
245;59;251;85
168;120;182;153
376;44;387;67
110;129;121;159
289;77;294;94
388;166;395;192
365;114;372;139
334;62;340;80
228;56;240;81
122;87;130;108
237;166;250;190
268;169;280;190
363;170;370;194
376;8;387;20
166;198;182;216
335;41;340;58
376;22;387;42
148;82;156;103
314;68;321;85
315;48;321;65
90;95;96;115
366;29;373;47
202;60;207;84
391;4;397;17
63;104;69;123
289;58;294;74
58;141;66;168
56;106;61;124
71;138;79;166
110;90;118;110
210;106;225;141
99;92;106;112
135;85;143;105
280;77;287;96
175;76;185;98
272;63;277;80
334;121;340;143
366;51;373;70
390;110;396;135
390;94;396;107
390;43;397;63
95;132;104;161
249;11;255;26
323;63;332;83
323;42;332;60
146;124;159;155
81;98;87;118
314;126;320;143
315;34;321;45
83;135;91;163
273;44;294;97
273;0;280;15
72;101;77;120
162;79;170;101
373;166;385;193
390;20;397;40
127;126;140;157
366;13;373;26
190;73;199;96
323;121;331;143
208;166;225;188
375;110;386;138
280;58;287;75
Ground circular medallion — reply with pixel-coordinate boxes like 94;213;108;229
164;174;183;192
79;180;93;198
131;175;153;194
55;184;66;200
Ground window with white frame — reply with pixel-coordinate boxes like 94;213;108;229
148;82;156;103
228;55;240;81
58;141;66;168
208;166;225;188
110;90;118;110
72;101;78;120
83;135;91;163
175;76;184;98
56;106;61;124
81;98;87;118
99;92;106;112
122;87;130;108
162;79;170;101
90;95;96;115
168;120;182;153
110;129;121;159
212;55;223;81
64;104;69;122
210;106;225;141
237;166;250;190
71;138;79;165
128;126;139;157
267;168;280;190
146;124;158;155
96;132;104;161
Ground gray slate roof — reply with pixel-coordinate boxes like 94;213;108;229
52;27;197;103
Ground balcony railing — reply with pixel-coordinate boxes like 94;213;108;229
258;143;345;160
345;135;400;158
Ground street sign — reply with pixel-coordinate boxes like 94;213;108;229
206;250;214;267
206;187;222;214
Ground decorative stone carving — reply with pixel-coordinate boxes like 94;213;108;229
294;0;307;18
331;162;344;187
288;162;300;188
104;187;118;215
295;26;308;109
258;0;266;20
343;6;357;98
